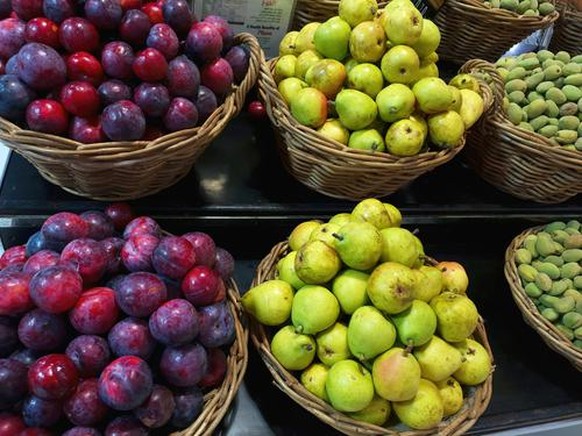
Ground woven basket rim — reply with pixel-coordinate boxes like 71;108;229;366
248;240;495;436
259;57;494;166
172;277;250;436
0;32;262;161
459;59;582;171
503;225;582;372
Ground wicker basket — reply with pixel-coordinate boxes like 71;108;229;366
504;225;582;372
172;278;249;436
459;59;582;204
257;57;493;201
0;33;261;202
291;0;390;30
549;1;582;55
433;0;559;65
248;240;494;436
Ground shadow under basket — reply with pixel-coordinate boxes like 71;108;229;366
459;59;582;204
549;1;582;55
172;278;249;436
504;226;582;372
433;0;559;65
249;240;495;436
0;33;262;202
257;58;493;201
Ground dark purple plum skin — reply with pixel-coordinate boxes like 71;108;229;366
133;82;170;118
0;317;18;357
65;335;111;378
171;386;204;429
164;97;198;132
122;216;162;239
98;79;132;106
42;0;75;24
64;378;109;427
62;427;102;436
17;309;68;352
81;210;115;241
133;384;175;428
194;85;217;124
115;271;167;317
107;317;156;359
84;0;123;31
159;342;208;388
98;355;153;411
146;23;179;60
148;298;199;346
104;415;148;436
41;211;89;245
16;42;67;91
22;395;63;428
0;74;35;122
0;358;29;407
101;100;146;141
119;9;151;48
167;55;200;99
151;235;196;280
162;0;193;38
197;301;235;348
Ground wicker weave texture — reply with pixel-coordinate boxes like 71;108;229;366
173;279;249;436
549;1;582;55
291;0;390;29
460;59;582;204
249;241;494;436
504;226;582;372
258;56;493;201
434;0;559;65
0;33;262;201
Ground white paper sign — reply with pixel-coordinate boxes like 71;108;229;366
192;0;297;59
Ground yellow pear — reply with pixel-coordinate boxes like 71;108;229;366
279;31;299;56
289;220;323;251
295;239;342;285
241;279;294;326
326;359;375;412
452;338;493;386
459;88;485;129
392;378;444;430
271;325;316;370
291;285;340;334
413;265;443;302
410;19;441;58
339;0;379;28
300;363;330;402
412;335;463;382
347;395;391;426
317;119;350;144
372;347;421;401
427;110;465;149
294;22;321;54
435;377;464;417
436;261;469;294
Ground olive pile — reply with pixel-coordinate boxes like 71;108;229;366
496;50;582;151
482;0;556;16
515;220;582;347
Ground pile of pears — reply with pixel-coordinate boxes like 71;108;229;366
273;0;486;157
498;49;582;151
242;198;493;431
482;0;556;16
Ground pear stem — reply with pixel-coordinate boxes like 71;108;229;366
404;342;414;355
412;228;420;235
331;232;343;241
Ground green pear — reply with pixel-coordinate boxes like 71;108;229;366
379;227;421;267
270;325;316;371
317;118;350;144
332;221;383;270
295;49;323;80
385;117;425;156
459;88;485;129
349;20;386;63
276;251;307;290
411;62;439;86
314;16;351;61
420;51;439;66
452;338;492;386
326;359;375;412
376;83;416;123
279;31;299;56
329;212;354;227
289;220;323;251
408;112;428;140
348;128;386;152
278;77;308;106
351;198;391;230
411;235;425;269
412;77;453;114
294;22;321;54
346;395;391;426
412;335;463;382
295;239;342;285
290;87;328;128
383;203;402;227
331;269;370;315
300;362;330;402
348;305;396;361
410;19;441;58
338;0;379;28
309;222;341;247
391;299;437;347
413;265;443;302
430;292;479;342
335;89;378;130
372;347;421;401
381;45;420;84
292;285;340;334
392;378;444;430
435;377;464;417
347;63;384;98
383;0;424;45
367;261;416;314
427;110;465;149
241;279;294;326
448;85;462;112
449;73;480;92
316;322;352;366
274;54;297;83
305;59;347;99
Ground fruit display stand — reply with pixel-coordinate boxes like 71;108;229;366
433;0;559;65
459;59;582;204
257;57;493;201
246;239;494;436
1;111;581;434
504;224;582;372
291;0;390;29
0;32;261;202
549;1;582;54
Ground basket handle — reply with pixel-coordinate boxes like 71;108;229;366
230;32;263;116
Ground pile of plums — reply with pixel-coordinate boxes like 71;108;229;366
0;0;251;142
0;202;238;434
